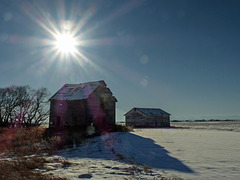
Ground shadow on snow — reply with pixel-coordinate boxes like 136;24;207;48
60;132;194;173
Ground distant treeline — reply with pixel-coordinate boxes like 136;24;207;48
171;119;240;122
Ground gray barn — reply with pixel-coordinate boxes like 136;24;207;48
125;107;170;128
49;80;117;131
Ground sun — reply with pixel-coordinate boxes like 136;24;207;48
54;32;77;55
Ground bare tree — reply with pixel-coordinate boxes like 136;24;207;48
0;85;49;127
24;87;49;127
0;86;22;127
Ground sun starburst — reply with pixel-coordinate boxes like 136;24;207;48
54;32;77;55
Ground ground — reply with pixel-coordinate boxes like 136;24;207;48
40;121;240;179
2;121;239;179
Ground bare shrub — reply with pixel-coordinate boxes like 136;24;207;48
52;157;72;168
127;125;134;132
116;153;125;160
143;165;153;174
49;135;66;150
112;124;130;132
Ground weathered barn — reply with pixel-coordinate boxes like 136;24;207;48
125;107;170;128
49;80;117;131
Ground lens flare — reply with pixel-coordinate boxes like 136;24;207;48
19;0;145;85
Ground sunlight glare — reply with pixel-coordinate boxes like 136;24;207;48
55;33;77;54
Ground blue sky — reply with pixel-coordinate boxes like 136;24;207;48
1;0;240;121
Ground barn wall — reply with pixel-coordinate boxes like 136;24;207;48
125;111;146;127
66;100;87;126
49;100;88;127
49;100;68;127
87;93;102;123
145;115;170;127
87;87;116;126
125;110;170;127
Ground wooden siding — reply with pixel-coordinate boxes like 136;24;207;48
49;100;68;127
126;110;170;128
125;111;146;127
49;86;116;128
87;86;116;126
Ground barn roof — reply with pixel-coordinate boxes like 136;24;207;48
49;80;115;101
125;107;170;116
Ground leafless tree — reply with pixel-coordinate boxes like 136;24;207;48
0;85;49;127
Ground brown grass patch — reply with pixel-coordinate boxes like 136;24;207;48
0;157;68;180
0;127;70;179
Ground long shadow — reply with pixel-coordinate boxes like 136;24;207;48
60;132;194;173
118;132;194;173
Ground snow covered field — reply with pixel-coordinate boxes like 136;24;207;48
45;121;240;179
133;126;240;179
171;120;240;132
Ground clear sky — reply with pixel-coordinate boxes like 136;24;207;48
1;0;240;121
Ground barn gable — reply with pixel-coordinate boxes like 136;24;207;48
49;80;110;101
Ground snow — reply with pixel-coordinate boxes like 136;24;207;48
126;107;170;116
50;81;105;101
44;133;179;179
133;128;240;180
136;108;170;115
44;122;240;179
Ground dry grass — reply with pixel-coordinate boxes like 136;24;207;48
0;126;182;180
0;127;70;180
112;124;131;132
0;154;69;180
0;127;49;155
0;158;67;180
143;165;153;174
122;165;183;180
